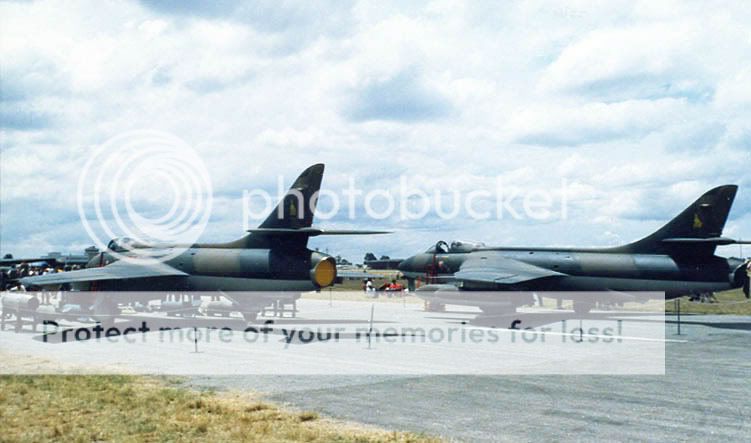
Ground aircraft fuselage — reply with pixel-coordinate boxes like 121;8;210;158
84;247;333;292
399;248;746;297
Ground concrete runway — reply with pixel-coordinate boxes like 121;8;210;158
0;299;666;375
189;314;751;442
1;299;749;441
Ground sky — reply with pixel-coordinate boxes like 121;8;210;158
1;0;750;262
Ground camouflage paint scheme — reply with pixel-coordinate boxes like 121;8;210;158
399;185;750;313
20;164;382;321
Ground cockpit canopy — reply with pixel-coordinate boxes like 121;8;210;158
425;241;449;254
424;240;486;254
106;237;159;252
449;240;485;252
107;237;137;252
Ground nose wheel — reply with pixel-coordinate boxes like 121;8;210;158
573;301;593;314
91;294;120;329
241;311;258;322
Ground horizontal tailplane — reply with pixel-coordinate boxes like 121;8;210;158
614;185;738;258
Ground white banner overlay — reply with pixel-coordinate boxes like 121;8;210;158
0;291;665;375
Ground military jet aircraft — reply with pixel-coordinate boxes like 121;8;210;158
20;163;386;321
399;185;750;314
0;250;96;270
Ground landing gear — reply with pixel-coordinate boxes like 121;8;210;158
478;302;518;317
241;310;258;323
689;291;717;303
573;301;593;315
91;295;119;329
424;301;446;312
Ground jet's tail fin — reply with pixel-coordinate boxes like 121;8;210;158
223;164;324;251
614;185;740;258
217;164;389;250
258;163;324;231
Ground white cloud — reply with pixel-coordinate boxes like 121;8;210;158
714;66;751;109
506;98;686;146
1;0;750;260
539;22;709;99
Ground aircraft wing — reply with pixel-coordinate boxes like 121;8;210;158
454;253;565;286
336;269;385;279
247;228;391;236
0;257;58;266
20;260;188;288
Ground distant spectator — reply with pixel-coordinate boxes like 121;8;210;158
387;279;404;293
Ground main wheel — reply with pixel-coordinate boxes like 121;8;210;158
573;301;593;315
91;295;119;329
242;311;258;322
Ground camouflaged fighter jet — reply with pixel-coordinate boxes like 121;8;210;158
399;185;750;314
20;164;386;321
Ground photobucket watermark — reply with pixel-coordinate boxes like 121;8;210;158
243;175;571;227
76;130;213;263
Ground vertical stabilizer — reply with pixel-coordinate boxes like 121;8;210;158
225;164;325;250
259;163;324;230
615;185;738;258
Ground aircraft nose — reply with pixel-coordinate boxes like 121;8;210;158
398;256;415;273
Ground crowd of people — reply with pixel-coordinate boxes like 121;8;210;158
0;263;81;291
362;278;406;297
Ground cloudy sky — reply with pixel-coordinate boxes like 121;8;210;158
1;0;750;262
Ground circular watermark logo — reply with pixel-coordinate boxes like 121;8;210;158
77;130;213;263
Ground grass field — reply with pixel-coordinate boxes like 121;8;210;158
330;276;751;315
314;270;422;303
0;375;440;443
664;288;751;315
527;290;750;315
303;290;423;304
333;270;403;292
330;273;751;315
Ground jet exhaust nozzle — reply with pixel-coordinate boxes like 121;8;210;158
733;263;750;298
311;256;337;288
